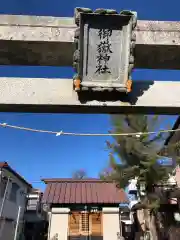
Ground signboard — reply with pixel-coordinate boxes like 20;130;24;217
157;157;173;166
73;8;137;92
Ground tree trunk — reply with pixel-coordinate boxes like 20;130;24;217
148;213;158;240
136;209;158;240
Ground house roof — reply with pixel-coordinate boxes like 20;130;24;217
41;178;128;205
164;116;180;145
0;162;32;188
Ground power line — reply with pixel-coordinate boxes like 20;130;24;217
0;122;180;137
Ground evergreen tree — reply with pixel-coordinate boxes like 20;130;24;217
103;115;180;239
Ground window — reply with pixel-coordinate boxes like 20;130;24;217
9;182;20;202
0;177;8;198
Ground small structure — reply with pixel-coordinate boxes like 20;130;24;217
24;188;48;240
0;161;32;240
41;178;129;240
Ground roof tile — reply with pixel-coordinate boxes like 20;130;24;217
0;161;32;188
42;178;128;205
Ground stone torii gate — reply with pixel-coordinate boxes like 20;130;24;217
0;9;180;114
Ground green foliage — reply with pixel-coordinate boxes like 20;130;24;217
103;114;180;209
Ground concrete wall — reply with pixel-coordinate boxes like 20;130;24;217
48;208;70;240
102;207;120;240
0;168;30;240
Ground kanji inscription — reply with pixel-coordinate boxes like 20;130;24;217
76;12;135;92
95;29;113;74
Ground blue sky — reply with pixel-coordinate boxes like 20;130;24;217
0;0;179;190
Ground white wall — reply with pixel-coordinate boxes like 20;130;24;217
48;208;70;240
103;207;120;240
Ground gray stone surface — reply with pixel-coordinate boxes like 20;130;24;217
0;15;76;66
0;15;180;68
81;14;132;90
0;77;179;114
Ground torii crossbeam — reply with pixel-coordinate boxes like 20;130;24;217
0;13;179;114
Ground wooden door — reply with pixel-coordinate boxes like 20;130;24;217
68;211;102;237
91;212;102;236
69;212;81;236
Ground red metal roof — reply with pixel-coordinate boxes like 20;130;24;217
0;162;32;188
41;178;128;204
